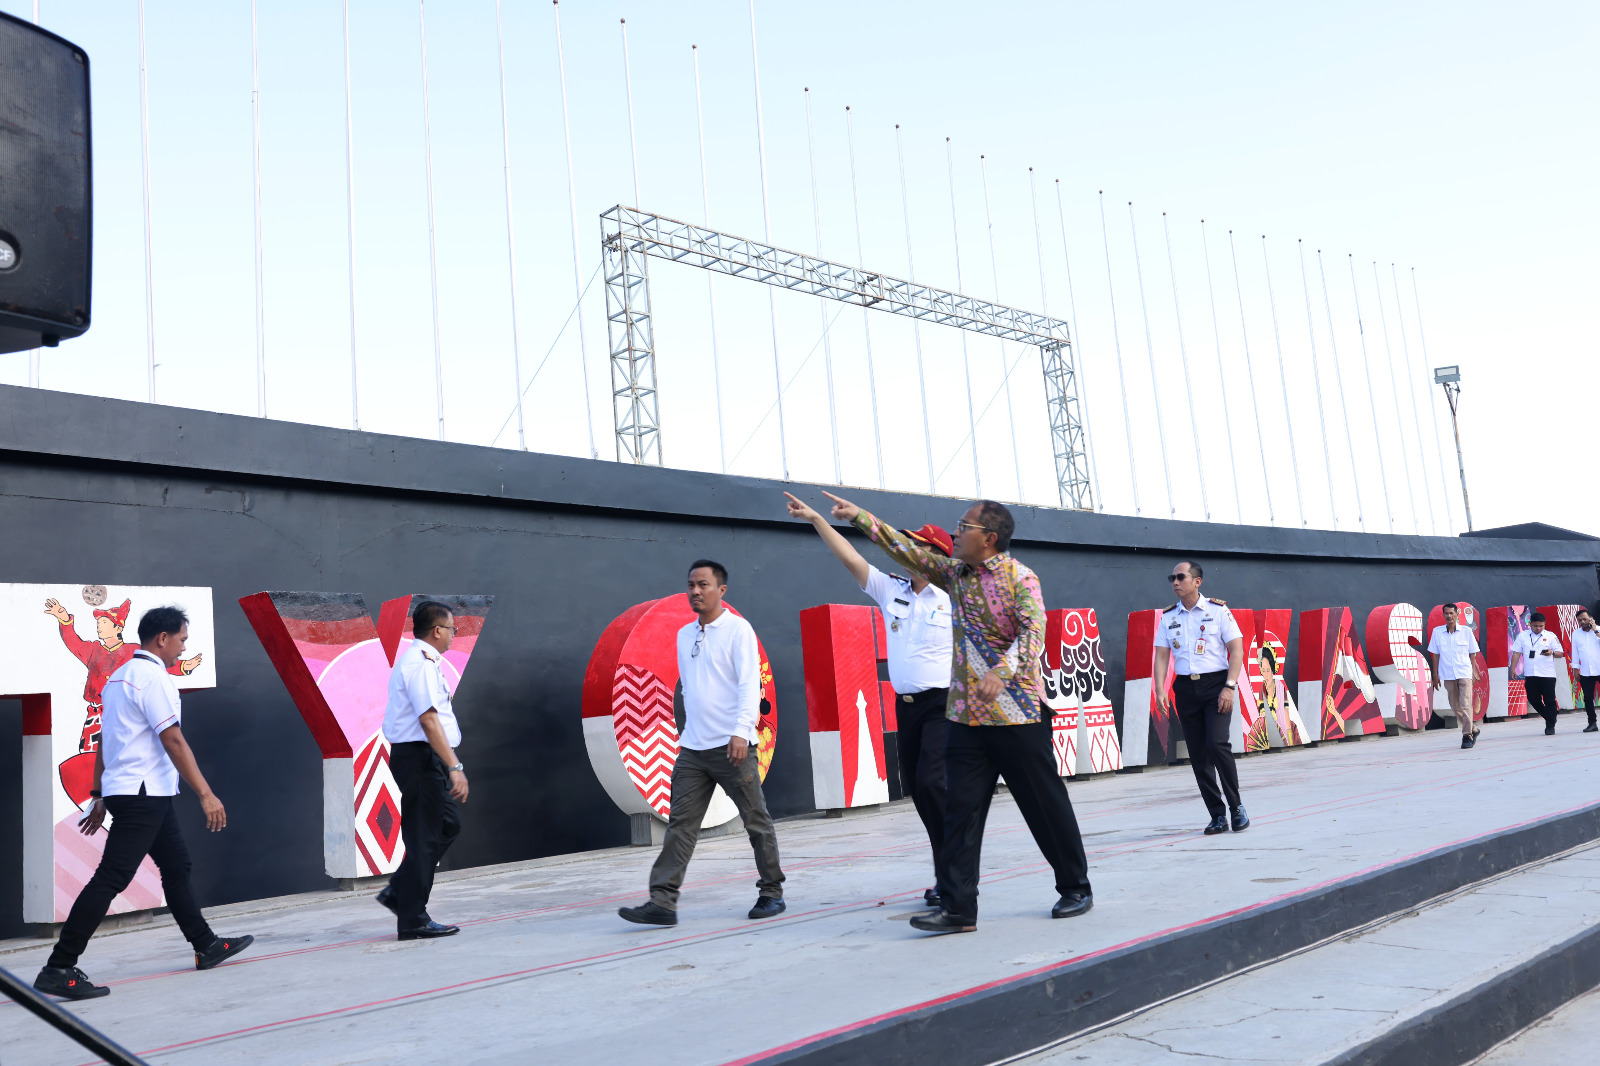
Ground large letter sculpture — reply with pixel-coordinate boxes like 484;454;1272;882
1298;607;1380;741
1122;609;1177;768
3;584;216;922
1483;606;1532;720
582;596;777;841
800;604;891;809
1367;604;1432;729
1541;604;1585;711
1425;602;1488;724
1233;609;1308;751
1043;609;1123;775
240;591;492;878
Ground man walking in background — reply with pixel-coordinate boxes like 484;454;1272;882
820;492;1093;934
785;491;955;912
35;606;252;1000
1511;612;1566;735
1427;603;1484;749
1569;608;1600;732
620;560;786;927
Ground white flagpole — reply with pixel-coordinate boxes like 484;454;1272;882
138;0;157;403
981;156;1024;500
496;0;526;450
418;0;444;440
1098;190;1140;517
949;140;980;496
341;0;360;430
1319;249;1367;532
553;0;597;459
897;125;935;494
693;46;727;474
251;0;266;417
1372;260;1419;533
845;106;885;489
1128;201;1176;517
1298;240;1338;530
1261;237;1306;527
1200;220;1244;523
1348;254;1394;532
1228;229;1274;526
1412;268;1456;533
748;0;788;479
1163;212;1208;521
1394;264;1439;533
805;90;841;483
1055;179;1100;511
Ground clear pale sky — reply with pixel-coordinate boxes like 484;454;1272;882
3;1;1595;537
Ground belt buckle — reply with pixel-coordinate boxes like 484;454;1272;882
902;694;913;703
1189;673;1201;681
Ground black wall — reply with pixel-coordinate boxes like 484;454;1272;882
2;385;1597;941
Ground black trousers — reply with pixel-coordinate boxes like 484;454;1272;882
49;794;214;968
1526;676;1560;728
941;717;1091;921
1582;676;1599;726
896;687;951;898
387;742;462;928
1175;671;1241;817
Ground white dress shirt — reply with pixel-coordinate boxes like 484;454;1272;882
382;639;460;747
677;608;761;751
99;650;183;797
1157;597;1242;675
1427;624;1480;681
1570;625;1600;677
860;565;953;693
1511;629;1564;679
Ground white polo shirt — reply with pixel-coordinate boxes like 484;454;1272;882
677;608;761;751
1427;624;1480;681
1511;629;1564;679
861;565;953;694
1157;597;1242;675
1569;625;1600;677
99;650;183;797
382;639;460;747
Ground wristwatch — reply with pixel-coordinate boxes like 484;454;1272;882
1224;680;1238;690
447;762;465;774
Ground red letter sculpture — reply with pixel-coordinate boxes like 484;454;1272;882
1425;602;1488;725
1044;609;1122;774
1122;609;1177;767
1367;604;1431;729
1298;607;1381;741
800;604;891;809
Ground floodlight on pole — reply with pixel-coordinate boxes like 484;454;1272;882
1433;365;1472;531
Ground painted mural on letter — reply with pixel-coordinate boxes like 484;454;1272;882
799;604;891;809
1367;604;1432;729
1043;608;1122;774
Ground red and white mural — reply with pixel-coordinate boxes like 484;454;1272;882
1235;609;1308;751
1483;606;1532;720
582;596;777;830
1043;609;1122;774
1367;603;1432;730
799;604;892;809
1541;604;1585;711
1122;609;1178;768
240;592;492;878
3;584;216;923
1426;603;1489;724
1298;607;1381;741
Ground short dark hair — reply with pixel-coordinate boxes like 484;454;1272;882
1174;560;1203;580
1530;611;1547;625
1580;607;1593;618
138;605;189;644
412;599;452;637
975;500;1015;552
1442;602;1458;614
688;559;728;586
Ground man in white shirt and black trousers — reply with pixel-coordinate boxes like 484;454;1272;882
620;560;786;926
34;606;252;1000
786;492;955;911
1511;611;1568;735
1153;562;1250;835
1571;608;1600;732
377;600;469;940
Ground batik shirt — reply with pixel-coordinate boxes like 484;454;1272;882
851;509;1046;726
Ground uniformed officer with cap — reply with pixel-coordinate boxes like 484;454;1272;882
1153;561;1250;834
785;492;954;911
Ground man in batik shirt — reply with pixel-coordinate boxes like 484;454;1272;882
820;492;1093;933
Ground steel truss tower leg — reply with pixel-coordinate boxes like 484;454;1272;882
1040;341;1093;509
602;227;661;465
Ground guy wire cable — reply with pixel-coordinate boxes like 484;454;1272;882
1371;260;1420;533
1163;212;1209;521
1261;236;1306;527
1318;249;1367;532
1200;220;1244;523
1128;202;1176;517
1098;191;1141;517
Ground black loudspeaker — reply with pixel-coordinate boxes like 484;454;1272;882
0;13;91;353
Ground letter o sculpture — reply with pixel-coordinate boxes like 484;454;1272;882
582;595;777;829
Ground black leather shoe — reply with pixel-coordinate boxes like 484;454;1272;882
375;886;398;915
1545;725;1556;736
34;965;110;1000
397;920;459;941
1203;814;1229;835
618;901;677;926
748;897;786;920
1051;892;1093;919
1230;806;1250;832
909;910;977;934
1585;723;1598;733
924;888;941;908
195;934;254;970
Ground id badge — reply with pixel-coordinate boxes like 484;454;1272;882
1194;638;1207;657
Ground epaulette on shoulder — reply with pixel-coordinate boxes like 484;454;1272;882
889;573;912;585
1162;603;1179;614
1209;597;1227;606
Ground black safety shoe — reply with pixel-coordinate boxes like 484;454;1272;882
398;920;459;941
619;901;678;926
1051;892;1094;919
1203;813;1229;835
34;965;110;1000
910;910;977;934
748;897;786;920
1230;806;1251;832
195;934;255;971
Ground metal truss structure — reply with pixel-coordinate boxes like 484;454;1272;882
601;204;1093;509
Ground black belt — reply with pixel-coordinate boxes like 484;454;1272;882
900;686;949;703
1176;669;1228;682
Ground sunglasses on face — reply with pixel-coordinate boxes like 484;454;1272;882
1168;573;1191;583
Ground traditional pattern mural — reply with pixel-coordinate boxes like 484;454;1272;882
2;584;216;923
1043;608;1122;775
1367;603;1433;729
239;591;492;878
582;596;777;829
1298;607;1381;740
1483;606;1532;720
799;604;891;809
1540;604;1585;711
1426;603;1489;723
1122;609;1178;767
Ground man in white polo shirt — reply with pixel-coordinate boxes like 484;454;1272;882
620;559;786;926
35;606;252;1000
378;599;469;940
1511;612;1567;735
1427;603;1484;749
786;492;954;911
1569;608;1600;733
